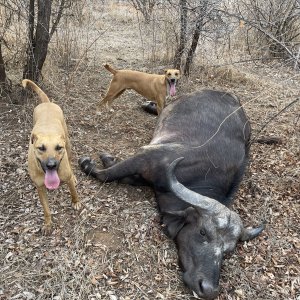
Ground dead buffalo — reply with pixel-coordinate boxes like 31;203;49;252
79;90;265;299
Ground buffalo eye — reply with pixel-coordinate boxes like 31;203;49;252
200;229;206;236
37;145;46;152
55;145;63;151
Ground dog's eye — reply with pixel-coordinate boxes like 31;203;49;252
55;145;63;151
37;145;46;152
167;73;171;76
175;73;179;76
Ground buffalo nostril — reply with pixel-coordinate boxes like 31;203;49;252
198;279;204;295
199;280;219;299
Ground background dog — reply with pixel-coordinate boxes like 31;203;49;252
23;79;81;234
98;64;180;115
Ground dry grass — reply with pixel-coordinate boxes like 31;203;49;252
0;1;299;300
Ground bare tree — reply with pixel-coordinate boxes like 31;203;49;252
179;0;222;75
23;0;51;81
0;39;8;93
183;0;214;75
23;0;68;82
184;15;202;75
0;3;14;94
224;0;300;65
128;0;157;23
173;0;188;70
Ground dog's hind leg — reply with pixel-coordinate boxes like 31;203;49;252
67;176;81;210
37;186;52;234
98;89;126;109
98;79;126;109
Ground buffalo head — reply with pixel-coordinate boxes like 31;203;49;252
166;158;265;299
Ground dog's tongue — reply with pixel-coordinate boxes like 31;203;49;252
45;170;60;190
170;82;176;96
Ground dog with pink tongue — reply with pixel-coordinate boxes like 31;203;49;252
98;64;180;115
24;79;81;234
45;168;60;189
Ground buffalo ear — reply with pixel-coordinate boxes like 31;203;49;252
163;207;196;239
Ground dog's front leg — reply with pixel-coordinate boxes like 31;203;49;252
67;176;81;210
37;186;52;234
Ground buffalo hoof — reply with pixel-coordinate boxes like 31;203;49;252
141;101;158;115
99;153;118;168
78;157;95;174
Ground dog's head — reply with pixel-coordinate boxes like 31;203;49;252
31;133;66;190
164;69;181;97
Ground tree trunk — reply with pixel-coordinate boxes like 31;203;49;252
49;0;66;39
184;18;202;76
0;41;7;86
173;0;188;70
23;0;36;80
23;0;52;82
0;39;11;95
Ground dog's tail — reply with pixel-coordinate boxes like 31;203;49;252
104;64;117;75
22;79;50;103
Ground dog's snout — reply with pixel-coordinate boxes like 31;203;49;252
46;158;58;170
170;78;176;83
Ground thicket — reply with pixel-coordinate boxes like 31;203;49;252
1;0;299;96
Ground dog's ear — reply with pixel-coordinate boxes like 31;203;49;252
31;133;37;144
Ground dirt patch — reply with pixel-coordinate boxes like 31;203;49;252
85;229;123;251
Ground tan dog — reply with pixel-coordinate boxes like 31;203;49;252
23;79;81;234
98;64;181;115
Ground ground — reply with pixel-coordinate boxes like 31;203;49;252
0;2;299;300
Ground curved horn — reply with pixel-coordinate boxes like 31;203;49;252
240;223;266;241
166;158;225;213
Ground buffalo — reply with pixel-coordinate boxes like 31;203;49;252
79;90;265;299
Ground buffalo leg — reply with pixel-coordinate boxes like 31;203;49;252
79;155;148;186
141;101;158;115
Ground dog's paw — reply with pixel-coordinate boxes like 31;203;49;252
41;223;53;235
72;201;82;211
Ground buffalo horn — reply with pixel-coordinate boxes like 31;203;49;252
240;224;266;241
166;157;226;213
